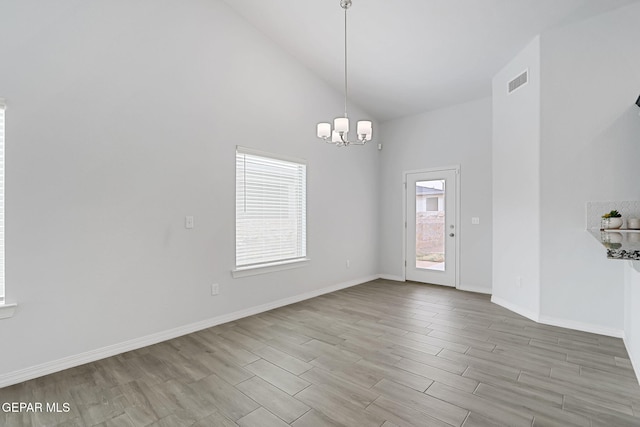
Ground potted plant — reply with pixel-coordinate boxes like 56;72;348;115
602;210;623;229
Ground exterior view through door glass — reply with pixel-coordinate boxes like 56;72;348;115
406;169;457;287
416;180;446;271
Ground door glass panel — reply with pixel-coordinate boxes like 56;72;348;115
415;180;445;271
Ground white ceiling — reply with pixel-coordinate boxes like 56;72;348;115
221;0;639;121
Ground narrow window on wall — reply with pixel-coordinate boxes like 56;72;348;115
235;146;307;272
0;100;5;302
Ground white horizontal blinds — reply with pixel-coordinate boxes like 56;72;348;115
0;101;5;302
236;147;307;268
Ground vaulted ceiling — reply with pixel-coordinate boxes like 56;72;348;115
222;0;639;121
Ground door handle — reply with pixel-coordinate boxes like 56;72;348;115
449;233;455;237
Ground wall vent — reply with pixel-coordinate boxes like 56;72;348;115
508;70;528;94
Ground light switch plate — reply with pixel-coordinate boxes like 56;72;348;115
185;216;194;229
472;217;480;225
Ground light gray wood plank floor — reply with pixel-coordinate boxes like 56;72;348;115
2;279;640;426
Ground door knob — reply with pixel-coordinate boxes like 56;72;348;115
449;233;455;237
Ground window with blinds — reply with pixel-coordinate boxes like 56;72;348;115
0;101;5;302
235;146;307;270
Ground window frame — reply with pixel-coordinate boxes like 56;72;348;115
0;100;5;303
232;146;309;278
0;99;15;319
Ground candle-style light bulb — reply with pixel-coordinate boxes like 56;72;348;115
317;123;331;138
334;117;349;133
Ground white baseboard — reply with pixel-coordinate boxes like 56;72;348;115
491;296;540;322
458;284;492;295
491;296;624;338
0;275;378;389
378;274;405;282
622;335;640;386
538;315;624;338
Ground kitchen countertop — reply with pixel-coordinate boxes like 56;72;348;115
589;229;640;260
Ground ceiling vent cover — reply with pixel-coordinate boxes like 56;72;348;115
508;70;528;93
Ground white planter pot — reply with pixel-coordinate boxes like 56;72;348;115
606;217;623;229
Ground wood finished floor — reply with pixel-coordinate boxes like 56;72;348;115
2;279;640;427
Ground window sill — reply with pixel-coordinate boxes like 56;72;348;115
0;302;17;319
232;258;310;278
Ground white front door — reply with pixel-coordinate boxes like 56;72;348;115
405;168;458;287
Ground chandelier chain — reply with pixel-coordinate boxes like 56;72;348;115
344;6;348;118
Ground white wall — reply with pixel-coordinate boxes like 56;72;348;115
539;3;640;333
0;0;379;383
491;37;541;318
378;97;493;293
625;261;640;381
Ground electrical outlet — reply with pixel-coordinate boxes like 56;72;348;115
472;217;480;225
211;283;219;295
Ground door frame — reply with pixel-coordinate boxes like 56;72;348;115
402;165;461;288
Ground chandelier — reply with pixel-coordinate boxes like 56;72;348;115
316;0;372;146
